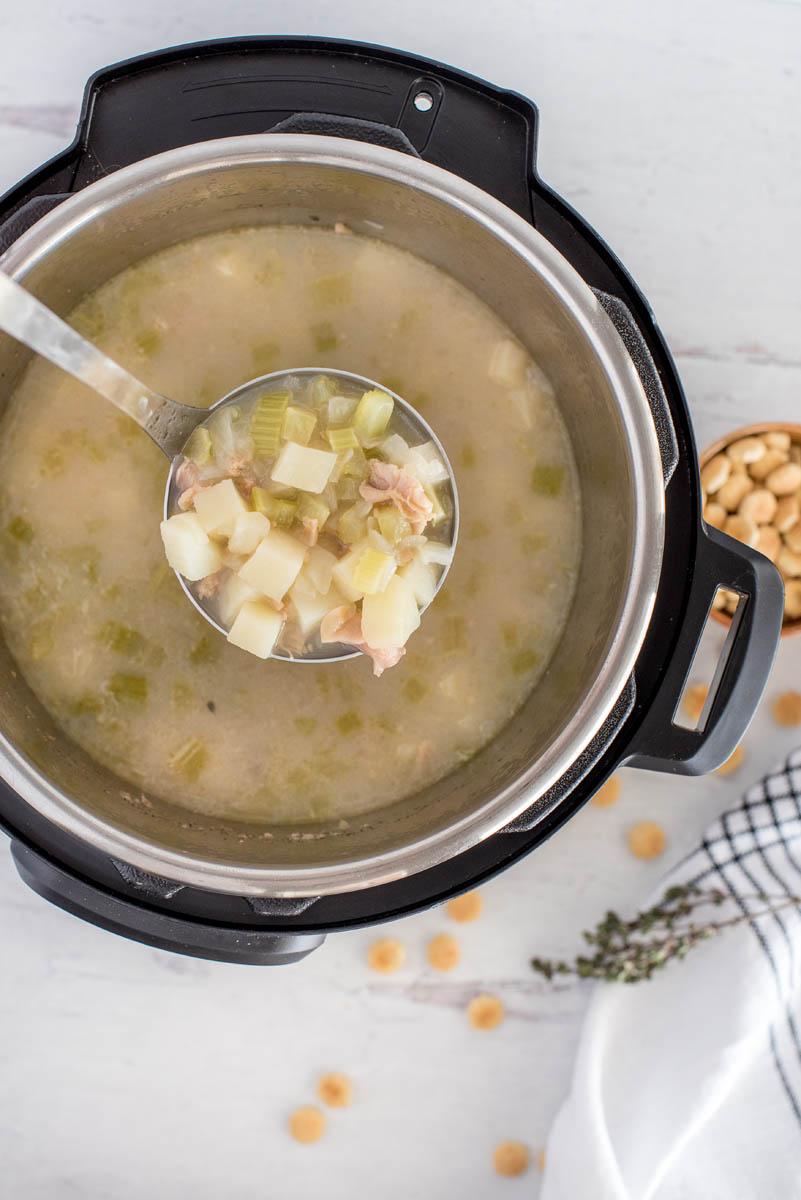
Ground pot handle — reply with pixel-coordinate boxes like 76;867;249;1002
624;525;784;775
10;841;325;965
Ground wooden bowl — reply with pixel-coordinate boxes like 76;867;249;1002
699;421;801;637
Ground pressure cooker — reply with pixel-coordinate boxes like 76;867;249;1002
0;37;784;963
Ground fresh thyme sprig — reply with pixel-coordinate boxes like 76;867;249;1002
531;883;801;984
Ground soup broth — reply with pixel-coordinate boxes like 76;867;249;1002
0;226;581;824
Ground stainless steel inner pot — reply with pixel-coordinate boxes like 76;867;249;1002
0;135;664;896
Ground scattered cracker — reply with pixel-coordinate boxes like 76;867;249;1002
627;821;666;860
493;1141;530;1177
716;743;745;775
682;683;709;724
427;933;461;972
446;890;483;923
591;775;621;807
289;1106;326;1144
367;938;406;973
317;1072;353;1108
772;691;801;728
467;994;505;1030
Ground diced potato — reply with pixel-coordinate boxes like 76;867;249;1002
404;441;449;485
238;529;306;603
228;510;270;555
353;546;397;595
381;434;410;464
400;552;437;606
160;513;223;581
193;478;249;537
217;573;259;627
227;601;284;658
304;545;338;594
289;581;347;634
361;574;420;649
489;337;528;387
331;548;366;603
328;395;358;426
271;441;337;494
420;540;453;568
337;503;369;546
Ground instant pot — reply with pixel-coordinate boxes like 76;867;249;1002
0;37;784;963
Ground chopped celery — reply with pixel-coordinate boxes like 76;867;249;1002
311;321;339;352
183;426;212;466
71;692;102;717
511;648;540;675
312;274;351;306
469;519;490;539
189;635;219;665
297;492;330;529
402;677;429;704
108;673;148;704
251;487;297;528
326;426;360;453
352;546;396;595
336;476;360;503
353;389;394;441
250;390;291;457
530;464;565;495
521;531;549;553
134;328;163;357
7;516;33;542
282;405;317;446
97;622;145;657
337;504;368;546
339;447;369;481
169;737;208;781
460;442;477;469
310;375;339;408
336;709;363;734
377;506;411;545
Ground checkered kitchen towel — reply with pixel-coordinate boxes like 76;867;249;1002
542;748;801;1200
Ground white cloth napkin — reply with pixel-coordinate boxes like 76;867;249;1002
542;748;801;1200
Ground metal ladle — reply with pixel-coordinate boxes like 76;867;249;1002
0;271;459;663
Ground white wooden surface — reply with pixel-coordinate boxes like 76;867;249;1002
0;3;799;1196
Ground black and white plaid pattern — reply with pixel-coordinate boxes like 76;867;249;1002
678;747;801;1125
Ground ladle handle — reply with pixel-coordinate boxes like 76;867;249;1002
0;271;197;457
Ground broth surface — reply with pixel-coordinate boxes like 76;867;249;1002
0;227;580;823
